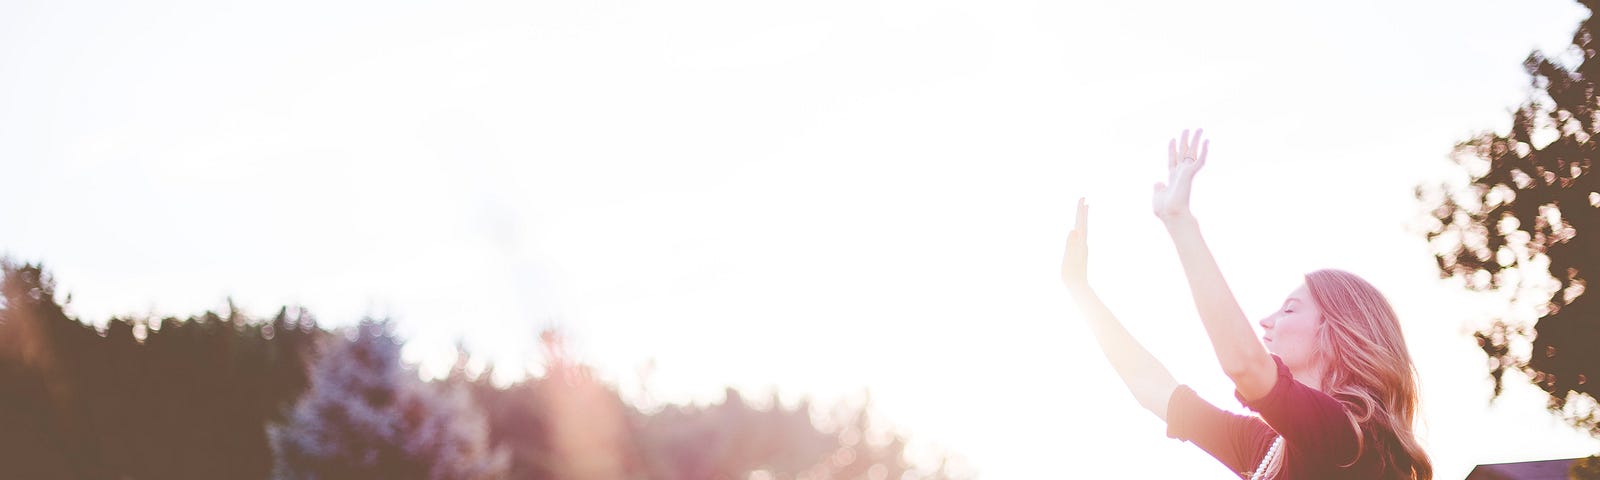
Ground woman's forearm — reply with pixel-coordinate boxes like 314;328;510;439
1161;214;1275;389
1069;286;1179;420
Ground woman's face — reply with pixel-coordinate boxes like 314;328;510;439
1259;284;1323;378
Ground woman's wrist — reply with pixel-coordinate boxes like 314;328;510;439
1065;281;1096;300
1159;210;1198;230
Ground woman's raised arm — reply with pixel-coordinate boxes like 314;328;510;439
1153;129;1277;400
1063;198;1179;419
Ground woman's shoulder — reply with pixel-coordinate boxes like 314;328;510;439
1232;357;1363;469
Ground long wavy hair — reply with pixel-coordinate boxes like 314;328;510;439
1256;269;1431;480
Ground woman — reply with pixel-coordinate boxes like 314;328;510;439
1060;129;1432;479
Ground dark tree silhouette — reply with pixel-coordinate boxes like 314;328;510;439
0;261;322;479
1419;0;1600;435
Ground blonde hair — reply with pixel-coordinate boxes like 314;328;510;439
1256;269;1431;480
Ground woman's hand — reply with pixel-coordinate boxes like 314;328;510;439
1061;197;1090;291
1152;128;1209;223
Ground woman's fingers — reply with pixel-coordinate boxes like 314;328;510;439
1074;197;1088;234
1065;198;1090;284
1079;198;1089;237
1169;128;1208;174
1168;139;1178;170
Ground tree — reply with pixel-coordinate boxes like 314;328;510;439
1419;0;1600;435
0;261;81;479
270;319;508;480
0;261;322;479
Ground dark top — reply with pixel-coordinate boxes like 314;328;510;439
1165;355;1410;479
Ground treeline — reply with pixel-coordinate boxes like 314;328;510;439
0;262;960;479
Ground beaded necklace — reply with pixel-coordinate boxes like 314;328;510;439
1249;436;1284;480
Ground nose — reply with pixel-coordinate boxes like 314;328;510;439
1259;315;1275;330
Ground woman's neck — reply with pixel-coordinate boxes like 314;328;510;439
1291;367;1326;393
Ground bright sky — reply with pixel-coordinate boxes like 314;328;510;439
3;0;1599;477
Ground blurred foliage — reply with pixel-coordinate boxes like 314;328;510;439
0;261;963;479
1418;0;1600;436
1572;455;1600;479
450;331;959;480
272;319;508;479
